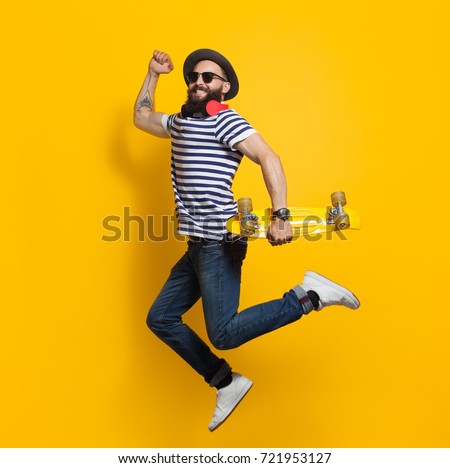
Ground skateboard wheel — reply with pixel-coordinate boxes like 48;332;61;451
238;197;253;213
240;219;257;236
334;213;350;230
331;191;347;207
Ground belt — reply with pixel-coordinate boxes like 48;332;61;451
189;233;243;244
188;236;221;244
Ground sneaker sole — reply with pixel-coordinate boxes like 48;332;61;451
208;380;253;432
305;271;360;309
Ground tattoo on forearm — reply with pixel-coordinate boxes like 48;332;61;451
137;91;153;112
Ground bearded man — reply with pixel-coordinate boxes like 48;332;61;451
134;49;360;431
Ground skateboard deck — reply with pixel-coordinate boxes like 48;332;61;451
226;192;361;240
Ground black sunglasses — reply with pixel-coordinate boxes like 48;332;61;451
187;71;227;84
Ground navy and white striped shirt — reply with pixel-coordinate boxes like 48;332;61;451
162;109;257;240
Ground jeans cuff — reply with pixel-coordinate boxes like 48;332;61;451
208;361;232;387
292;285;314;315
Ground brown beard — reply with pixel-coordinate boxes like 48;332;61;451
183;88;224;115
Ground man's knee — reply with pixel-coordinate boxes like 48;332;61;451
146;305;163;334
146;304;184;340
209;332;236;351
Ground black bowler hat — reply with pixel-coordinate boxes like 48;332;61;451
183;48;239;101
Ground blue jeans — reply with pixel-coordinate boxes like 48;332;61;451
147;237;314;386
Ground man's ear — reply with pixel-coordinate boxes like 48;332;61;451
222;81;231;96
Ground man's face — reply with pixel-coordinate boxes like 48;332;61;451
187;60;230;103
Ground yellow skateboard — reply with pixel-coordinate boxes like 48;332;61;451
226;191;361;240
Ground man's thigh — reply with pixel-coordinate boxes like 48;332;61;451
148;250;201;324
197;239;247;341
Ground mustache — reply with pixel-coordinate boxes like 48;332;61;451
191;85;209;92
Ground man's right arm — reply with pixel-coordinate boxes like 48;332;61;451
133;50;174;138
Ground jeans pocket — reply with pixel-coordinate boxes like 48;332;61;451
230;237;247;270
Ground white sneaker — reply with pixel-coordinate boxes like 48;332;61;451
208;372;253;432
301;271;360;311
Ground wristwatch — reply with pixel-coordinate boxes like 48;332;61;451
272;208;291;221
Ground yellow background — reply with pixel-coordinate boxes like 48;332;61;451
1;0;449;448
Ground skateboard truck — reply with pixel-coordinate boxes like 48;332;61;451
237;197;260;236
326;191;351;230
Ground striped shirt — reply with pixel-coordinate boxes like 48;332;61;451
162;109;257;240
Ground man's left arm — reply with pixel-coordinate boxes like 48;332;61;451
234;133;293;246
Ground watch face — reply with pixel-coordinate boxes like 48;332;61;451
281;209;290;219
274;208;290;219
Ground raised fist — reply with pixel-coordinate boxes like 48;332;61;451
149;50;174;76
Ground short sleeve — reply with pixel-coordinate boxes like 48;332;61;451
215;110;258;149
162;113;177;136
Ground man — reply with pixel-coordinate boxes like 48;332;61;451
134;49;360;431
